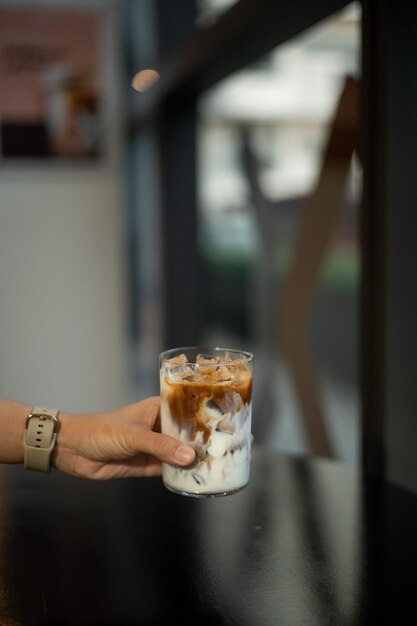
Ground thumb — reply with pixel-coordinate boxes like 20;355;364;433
140;430;196;467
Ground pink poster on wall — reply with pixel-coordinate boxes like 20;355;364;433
0;6;104;159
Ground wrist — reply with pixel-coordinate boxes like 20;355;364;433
0;400;31;464
51;411;88;473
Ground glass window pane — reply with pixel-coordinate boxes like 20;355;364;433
197;2;361;463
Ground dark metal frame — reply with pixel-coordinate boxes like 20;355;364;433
360;0;387;478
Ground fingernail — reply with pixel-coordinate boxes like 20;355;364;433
174;444;195;464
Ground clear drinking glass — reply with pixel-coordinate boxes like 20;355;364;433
159;346;253;497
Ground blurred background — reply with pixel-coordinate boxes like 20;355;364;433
0;0;361;464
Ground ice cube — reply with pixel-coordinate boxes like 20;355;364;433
214;365;236;383
214;390;243;415
196;364;216;381
200;399;224;424
217;412;236;434
207;431;233;458
219;351;240;365
194;363;237;385
196;354;220;365
166;364;194;381
193;443;207;462
165;353;188;366
205;398;225;414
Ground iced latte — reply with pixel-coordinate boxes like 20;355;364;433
159;347;253;497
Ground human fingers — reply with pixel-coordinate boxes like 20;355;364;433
133;429;195;467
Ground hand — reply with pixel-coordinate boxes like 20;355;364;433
52;396;196;480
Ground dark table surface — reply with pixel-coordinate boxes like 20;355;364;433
0;446;417;626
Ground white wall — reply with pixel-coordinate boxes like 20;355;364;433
0;169;130;413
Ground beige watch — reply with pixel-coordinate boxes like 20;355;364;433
23;407;59;472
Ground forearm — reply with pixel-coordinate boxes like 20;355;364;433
0;399;32;463
0;398;96;471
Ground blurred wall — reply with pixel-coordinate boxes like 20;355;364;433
0;0;130;412
0;172;129;412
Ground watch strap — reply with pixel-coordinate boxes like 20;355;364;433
24;407;59;472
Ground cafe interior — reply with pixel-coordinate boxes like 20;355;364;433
0;0;416;624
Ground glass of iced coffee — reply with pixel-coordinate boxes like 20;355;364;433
159;346;253;497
